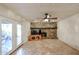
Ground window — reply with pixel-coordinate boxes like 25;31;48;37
1;24;12;54
17;24;21;45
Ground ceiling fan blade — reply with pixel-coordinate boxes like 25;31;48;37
47;17;57;19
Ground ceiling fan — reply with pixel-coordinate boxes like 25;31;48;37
42;13;57;22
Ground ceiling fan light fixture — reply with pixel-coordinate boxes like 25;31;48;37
44;18;49;22
43;13;57;22
43;13;49;22
44;13;49;19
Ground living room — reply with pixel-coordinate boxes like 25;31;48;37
0;3;79;55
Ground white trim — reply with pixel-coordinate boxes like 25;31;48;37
7;37;28;55
0;22;2;55
12;23;17;50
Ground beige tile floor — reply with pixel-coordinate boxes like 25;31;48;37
11;39;79;55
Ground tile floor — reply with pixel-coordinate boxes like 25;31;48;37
11;39;79;55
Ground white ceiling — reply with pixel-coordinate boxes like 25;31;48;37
2;3;79;21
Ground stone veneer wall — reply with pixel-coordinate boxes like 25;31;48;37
31;22;57;28
31;22;57;39
41;28;57;39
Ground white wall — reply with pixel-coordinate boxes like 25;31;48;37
0;5;30;42
21;21;30;43
0;5;30;54
58;14;79;50
0;5;25;22
0;4;31;40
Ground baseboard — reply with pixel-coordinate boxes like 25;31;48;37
6;38;28;55
6;41;25;55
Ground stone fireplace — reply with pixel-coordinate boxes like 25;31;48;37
30;22;57;39
41;28;57;39
31;28;47;39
